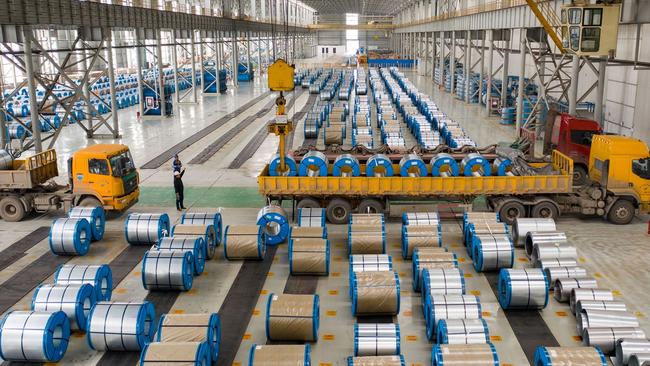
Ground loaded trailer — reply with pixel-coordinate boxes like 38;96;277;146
0;144;139;222
258;136;650;225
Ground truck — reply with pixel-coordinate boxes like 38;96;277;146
0;144;139;222
258;135;650;225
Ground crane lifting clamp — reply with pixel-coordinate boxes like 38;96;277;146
268;59;295;92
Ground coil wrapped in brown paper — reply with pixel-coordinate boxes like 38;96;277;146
289;238;329;275
352;271;400;316
249;344;310;366
224;225;264;260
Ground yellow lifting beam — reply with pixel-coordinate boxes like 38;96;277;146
525;0;566;53
267;59;295;173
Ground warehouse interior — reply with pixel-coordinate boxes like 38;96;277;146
0;0;649;365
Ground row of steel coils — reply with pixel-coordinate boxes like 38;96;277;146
319;70;343;101
511;217;650;364
338;70;354;100
347;212;404;363
48;206;106;256
309;69;333;94
324;104;348;145
352;95;374;149
268;151;513;178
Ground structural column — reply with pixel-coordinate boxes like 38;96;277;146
232;31;238;88
595;56;606;125
465;31;471;103
135;29;144;117
190;30;198;102
246;31;252;75
438;32;444;86
450;31;456;94
171;36;180;102
215;32;222;94
22;28;43;152
155;30;167;116
257;32;263;76
478;33;485;107
424;32;430;77
569;54;580;115
485;31;494;116
106;32;120;137
516;29;526;132
501;38;509;110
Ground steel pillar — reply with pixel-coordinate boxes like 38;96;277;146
22;28;43;152
595;56;606;125
106;32;120;138
516;29;526;132
485;32;494;116
501;39;509;110
450;31;456;94
569;54;579;115
155;31;167;116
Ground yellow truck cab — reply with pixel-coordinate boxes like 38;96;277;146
589;135;650;220
69;144;140;210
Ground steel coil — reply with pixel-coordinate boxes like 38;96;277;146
297;207;326;227
583;327;646;354
87;301;155;351
498;268;549;309
616;338;650;366
430;153;459;177
401;224;442;259
492;157;513;176
350;213;385;225
49;218;92;256
266;293;319;341
533;346;606;366
257;205;290;245
0;310;70;362
333;154;361;177
570;288;614;314
172;224;217;260
142;250;194;291
156;313;221;362
512;218;556;246
54;264;113;301
125;213;170;245
180;212;223;247
576;300;626;315
366;154;394;177
347;355;405;366
412;248;457;291
0;149;14;170
32;283;95;331
554;277;598;302
69;206;106;241
436;318;490;345
289;238;330;276
578;310;640;335
248;344;310;366
351;271;400;316
350;254;393;273
156;237;206;275
140;341;210;365
463;212;499;233
425;295;482;341
465;222;508;254
304;120;319;139
290;226;327;239
460;153;491;177
539;258;578;270
472;234;514;272
422;268;466;301
629;353;650;366
531;243;578;266
354;323;400;356
298;150;328;177
402;212;439;226
431;343;499;366
348;224;386;255
543;266;587;286
223;225;266;260
525;231;567;259
399;154;427;177
268;153;297;176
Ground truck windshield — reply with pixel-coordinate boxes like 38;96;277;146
632;158;650;180
110;151;136;177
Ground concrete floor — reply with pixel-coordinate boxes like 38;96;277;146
0;59;648;365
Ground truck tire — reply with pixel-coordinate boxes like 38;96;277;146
573;165;589;186
531;201;559;220
498;200;526;225
607;199;635;225
297;197;320;210
0;196;27;222
357;198;384;214
326;198;352;225
79;196;102;208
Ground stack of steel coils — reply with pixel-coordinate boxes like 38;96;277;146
348;213;386;255
289;207;329;276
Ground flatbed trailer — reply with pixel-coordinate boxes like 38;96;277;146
259;151;584;224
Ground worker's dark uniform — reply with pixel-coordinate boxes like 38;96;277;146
174;170;185;210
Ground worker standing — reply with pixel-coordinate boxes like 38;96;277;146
174;169;186;211
172;154;182;172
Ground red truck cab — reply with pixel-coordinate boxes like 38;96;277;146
546;113;602;185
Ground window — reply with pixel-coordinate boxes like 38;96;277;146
570;26;581;51
568;8;582;24
333;47;336;54
581;28;601;52
583;8;602;26
89;159;110;175
346;13;359;55
632;158;650;180
570;130;596;146
109;151;136;177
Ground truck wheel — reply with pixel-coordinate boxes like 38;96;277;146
0;197;27;222
357;198;384;214
79;197;102;208
297;197;320;209
498;201;526;225
607;200;635;225
531;201;559;220
326;198;352;225
573;165;589;186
